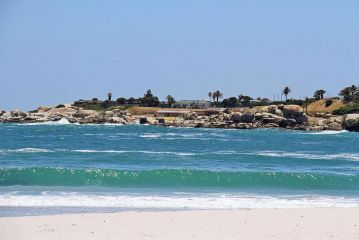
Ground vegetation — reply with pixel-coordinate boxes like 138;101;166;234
325;99;333;107
313;89;326;100
222;97;238;108
116;97;126;104
72;84;359;114
332;103;359;115
211;90;223;102
282;86;291;101
166;95;176;106
139;89;160;107
55;104;65;108
339;85;358;103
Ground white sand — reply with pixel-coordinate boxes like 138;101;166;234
1;208;359;240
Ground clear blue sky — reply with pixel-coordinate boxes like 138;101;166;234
0;0;358;110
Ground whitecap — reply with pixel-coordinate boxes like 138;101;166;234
254;151;359;161
304;130;349;135
12;148;53;153
1;192;358;209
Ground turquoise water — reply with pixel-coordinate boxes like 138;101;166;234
1;123;359;215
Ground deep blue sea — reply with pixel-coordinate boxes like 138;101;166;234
1;122;359;216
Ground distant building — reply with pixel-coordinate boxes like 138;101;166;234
172;100;210;109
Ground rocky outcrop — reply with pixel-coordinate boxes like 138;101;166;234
282;105;308;124
0;104;351;132
343;114;359;131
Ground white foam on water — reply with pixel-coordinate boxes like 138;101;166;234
11;148;53;153
70;149;196;156
304;130;349;135
1;192;358;209
139;134;161;138
254;151;359;161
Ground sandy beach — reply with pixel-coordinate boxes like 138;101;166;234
1;208;358;240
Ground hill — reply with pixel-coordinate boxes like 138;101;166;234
305;99;343;115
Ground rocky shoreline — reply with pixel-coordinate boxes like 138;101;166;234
1;104;359;131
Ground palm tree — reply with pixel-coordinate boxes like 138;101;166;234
166;95;176;107
282;86;291;101
107;92;112;101
208;92;212;102
212;90;223;102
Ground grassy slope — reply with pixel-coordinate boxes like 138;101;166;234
306;99;343;115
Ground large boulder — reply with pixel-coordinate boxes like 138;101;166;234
11;110;28;118
282;105;308;124
241;111;254;123
73;110;99;118
343;114;359;131
230;112;242;123
184;112;197;120
327;122;343;131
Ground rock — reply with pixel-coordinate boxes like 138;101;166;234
37;107;51;112
157;118;165;124
11;110;27;118
254;113;264;121
327;122;343;131
235;123;253;129
278;118;297;128
241;112;254;123
282;105;307;124
106;117;126;124
267;105;278;114
343;114;359;131
231;112;242;123
263;123;279;128
184;112;197;120
139;117;148;124
73;110;99;118
275;109;283;116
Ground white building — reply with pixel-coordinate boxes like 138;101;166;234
172;100;211;109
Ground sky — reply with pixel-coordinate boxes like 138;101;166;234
0;0;358;110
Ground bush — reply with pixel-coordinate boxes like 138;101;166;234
325;99;333;107
116;98;127;104
332;104;359;115
55;104;65;108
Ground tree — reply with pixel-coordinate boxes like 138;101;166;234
208;92;212;102
313;89;326;100
140;89;160;107
107;93;112;101
238;95;252;107
166;95;176;106
212;90;223;102
282;86;291;101
222;97;238;108
350;85;358;96
116;97;127;104
339;87;353;102
127;97;135;104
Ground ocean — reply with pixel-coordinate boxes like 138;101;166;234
1;123;359;216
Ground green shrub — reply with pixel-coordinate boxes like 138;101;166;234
325;99;333;107
332;104;359;115
55;104;65;108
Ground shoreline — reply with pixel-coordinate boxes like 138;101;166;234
1;208;358;239
1;104;358;131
